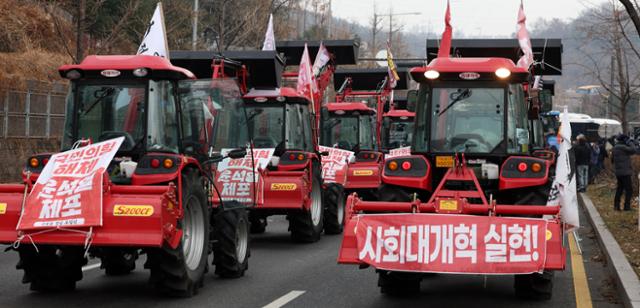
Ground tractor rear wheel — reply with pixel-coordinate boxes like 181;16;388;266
514;271;554;300
101;248;138;276
213;203;250;278
289;168;324;243
17;245;86;292
378;270;421;296
323;183;345;235
146;170;209;297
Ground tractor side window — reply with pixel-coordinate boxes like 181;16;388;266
62;85;76;150
180;95;206;154
300;105;314;152
413;85;430;152
507;84;529;153
148;80;179;153
286;104;305;150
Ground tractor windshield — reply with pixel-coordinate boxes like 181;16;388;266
218;104;285;149
321;114;374;151
63;81;180;153
382;119;414;150
428;86;505;153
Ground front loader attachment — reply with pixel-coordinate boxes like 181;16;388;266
0;183;177;248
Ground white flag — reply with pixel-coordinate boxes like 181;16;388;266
312;41;331;77
262;14;276;51
137;2;169;59
547;107;579;229
516;3;533;68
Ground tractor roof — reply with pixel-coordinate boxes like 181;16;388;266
243;87;310;104
383;109;415;119
333;67;409;91
59;55;195;80
326;102;376;114
426;38;562;76
276;40;359;65
170;50;285;89
411;57;529;83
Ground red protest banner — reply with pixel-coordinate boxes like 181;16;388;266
215;148;274;204
319;145;353;185
355;214;547;274
17;137;124;230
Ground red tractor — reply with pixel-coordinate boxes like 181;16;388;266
321;68;410;201
0;55;252;296
175;40;359;241
338;38;565;299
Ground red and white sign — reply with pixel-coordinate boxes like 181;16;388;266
319;146;353;184
215;148;274;204
355;214;547;274
17;137;124;230
386;146;411;159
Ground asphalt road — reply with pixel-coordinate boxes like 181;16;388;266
0;204;625;308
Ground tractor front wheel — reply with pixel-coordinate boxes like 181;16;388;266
378;270;421;296
146;170;209;297
514;271;554;300
17;245;86;292
289;168;324;243
213;203;250;278
323;183;345;235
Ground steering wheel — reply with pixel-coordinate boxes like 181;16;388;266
253;136;277;148
98;131;135;150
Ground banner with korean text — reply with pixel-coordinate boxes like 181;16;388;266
215;148;274;204
17;137;124;230
355;213;548;274
386;146;411;159
319;146;353;184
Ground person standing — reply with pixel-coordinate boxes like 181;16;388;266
590;141;600;181
574;134;591;192
612;134;637;211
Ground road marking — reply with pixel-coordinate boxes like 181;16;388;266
82;262;101;272
262;290;306;308
569;233;593;308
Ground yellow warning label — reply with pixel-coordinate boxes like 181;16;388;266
439;200;458;211
270;183;297;191
113;205;154;217
353;169;374;176
0;203;6;214
436;156;454;168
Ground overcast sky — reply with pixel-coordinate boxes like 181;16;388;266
331;0;611;37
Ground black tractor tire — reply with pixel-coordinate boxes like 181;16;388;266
378;270;421;296
514;271;554;300
146;169;210;297
17;245;86;292
289;166;324;243
213;203;250;278
323;183;345;235
249;213;267;234
101;248;138;276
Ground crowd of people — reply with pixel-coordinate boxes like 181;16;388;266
572;133;639;211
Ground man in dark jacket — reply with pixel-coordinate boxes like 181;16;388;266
574;134;591;192
612;134;637;211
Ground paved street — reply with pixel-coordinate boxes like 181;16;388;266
0;204;624;308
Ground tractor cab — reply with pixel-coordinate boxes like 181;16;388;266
321;102;376;152
382;108;415;150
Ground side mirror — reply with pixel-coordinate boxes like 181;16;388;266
208;152;224;163
227;148;247;159
406;90;418;112
320;151;329;157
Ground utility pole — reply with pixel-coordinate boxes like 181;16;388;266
375;10;421;45
609;54;614;119
192;0;199;50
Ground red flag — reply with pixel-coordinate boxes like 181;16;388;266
437;0;452;58
516;3;534;68
296;43;317;102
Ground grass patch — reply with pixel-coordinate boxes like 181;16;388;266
586;180;640;277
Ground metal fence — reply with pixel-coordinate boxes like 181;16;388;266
0;87;67;138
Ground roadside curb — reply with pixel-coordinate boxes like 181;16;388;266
579;193;640;308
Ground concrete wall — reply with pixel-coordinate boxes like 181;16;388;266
0;137;60;183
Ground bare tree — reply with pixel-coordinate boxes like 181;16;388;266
576;1;640;133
